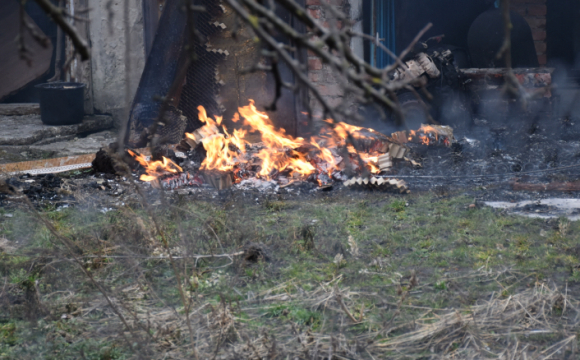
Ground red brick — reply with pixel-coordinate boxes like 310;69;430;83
322;20;342;29
511;7;527;17
307;0;343;5
318;85;343;96
309;72;320;83
535;41;547;54
308;58;323;70
526;18;546;30
326;97;344;107
308;8;321;19
532;30;546;41
528;5;547;16
537;54;547;65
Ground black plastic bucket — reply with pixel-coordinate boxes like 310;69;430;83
35;82;86;125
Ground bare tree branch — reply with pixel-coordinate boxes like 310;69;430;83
33;0;90;60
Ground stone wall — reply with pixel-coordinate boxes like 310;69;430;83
510;0;548;65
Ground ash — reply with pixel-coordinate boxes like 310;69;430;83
395;115;580;202
3;112;580;212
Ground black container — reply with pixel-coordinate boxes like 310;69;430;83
35;82;86;125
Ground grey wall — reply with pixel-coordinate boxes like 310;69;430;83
88;0;146;127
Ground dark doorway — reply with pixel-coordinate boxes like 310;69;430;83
546;0;580;68
363;0;490;67
396;0;489;54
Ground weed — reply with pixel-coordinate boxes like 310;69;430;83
558;218;570;236
0;323;17;346
297;224;316;252
265;304;321;327
434;281;446;291
264;199;287;212
387;199;406;213
570;268;580;283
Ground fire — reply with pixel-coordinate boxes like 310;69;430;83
238;101;314;178
407;124;453;146
186;100;380;180
129;99;398;185
127;150;182;182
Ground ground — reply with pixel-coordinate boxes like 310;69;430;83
1;93;580;358
0;114;113;164
1;182;579;359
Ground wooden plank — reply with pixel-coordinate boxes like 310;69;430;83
0;145;164;176
460;68;554;88
512;181;580;192
0;154;96;175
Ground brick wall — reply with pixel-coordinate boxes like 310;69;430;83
510;0;548;65
304;0;549;112
305;0;348;113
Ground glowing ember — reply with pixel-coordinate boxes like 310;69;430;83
407;124;454;147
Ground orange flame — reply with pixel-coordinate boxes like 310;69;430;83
127;150;182;182
407;124;447;146
130;100;385;183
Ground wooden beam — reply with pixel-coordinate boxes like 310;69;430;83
512;181;580;192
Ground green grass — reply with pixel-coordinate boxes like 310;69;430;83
1;190;579;358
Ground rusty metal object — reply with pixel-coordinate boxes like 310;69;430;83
460;68;554;97
512;181;580;192
391;52;440;86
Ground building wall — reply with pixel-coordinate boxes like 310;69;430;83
510;0;548;65
88;0;146;127
304;0;549;113
78;0;547;128
305;0;350;114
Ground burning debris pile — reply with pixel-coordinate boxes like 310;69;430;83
125;100;455;193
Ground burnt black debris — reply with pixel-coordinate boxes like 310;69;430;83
1;174;66;205
243;243;271;263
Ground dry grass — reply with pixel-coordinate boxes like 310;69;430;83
47;270;577;359
374;282;578;359
3;190;580;359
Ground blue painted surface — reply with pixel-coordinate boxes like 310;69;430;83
373;0;397;68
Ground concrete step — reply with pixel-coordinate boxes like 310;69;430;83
0;114;113;146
